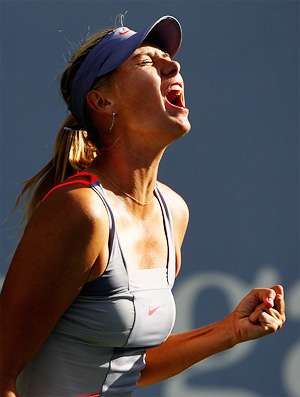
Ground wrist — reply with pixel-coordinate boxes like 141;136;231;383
223;312;241;348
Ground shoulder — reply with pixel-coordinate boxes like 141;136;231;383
31;178;109;241
157;181;189;227
157;181;189;253
157;182;189;276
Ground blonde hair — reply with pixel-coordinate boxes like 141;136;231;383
14;28;114;226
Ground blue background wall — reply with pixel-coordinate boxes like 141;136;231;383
1;1;299;396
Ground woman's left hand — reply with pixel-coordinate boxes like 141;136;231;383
230;285;286;343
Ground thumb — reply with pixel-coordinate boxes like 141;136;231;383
262;291;276;309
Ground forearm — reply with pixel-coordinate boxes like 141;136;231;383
138;286;285;387
138;315;236;387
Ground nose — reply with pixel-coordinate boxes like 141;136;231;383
161;58;181;77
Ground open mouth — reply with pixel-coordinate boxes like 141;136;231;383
165;84;185;108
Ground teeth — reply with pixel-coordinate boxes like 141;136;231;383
167;84;182;94
166;84;184;107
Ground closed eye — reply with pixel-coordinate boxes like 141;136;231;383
139;57;153;66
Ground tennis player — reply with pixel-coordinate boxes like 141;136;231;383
0;16;285;397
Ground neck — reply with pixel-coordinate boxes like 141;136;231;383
89;149;163;208
88;121;170;209
92;169;156;206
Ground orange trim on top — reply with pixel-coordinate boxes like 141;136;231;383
66;172;99;183
42;172;99;201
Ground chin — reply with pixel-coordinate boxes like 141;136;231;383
174;115;191;136
164;121;190;146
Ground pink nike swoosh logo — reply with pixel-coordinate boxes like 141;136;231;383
148;305;161;316
120;29;131;35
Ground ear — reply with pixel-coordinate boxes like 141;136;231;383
86;90;115;115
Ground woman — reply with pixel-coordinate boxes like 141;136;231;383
0;16;285;397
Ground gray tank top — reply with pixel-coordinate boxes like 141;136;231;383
17;179;176;397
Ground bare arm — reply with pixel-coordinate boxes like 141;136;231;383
138;186;285;387
0;186;109;397
138;285;285;387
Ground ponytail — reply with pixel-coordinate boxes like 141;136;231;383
12;28;114;229
13;114;97;227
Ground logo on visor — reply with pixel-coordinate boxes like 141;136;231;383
120;29;132;35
